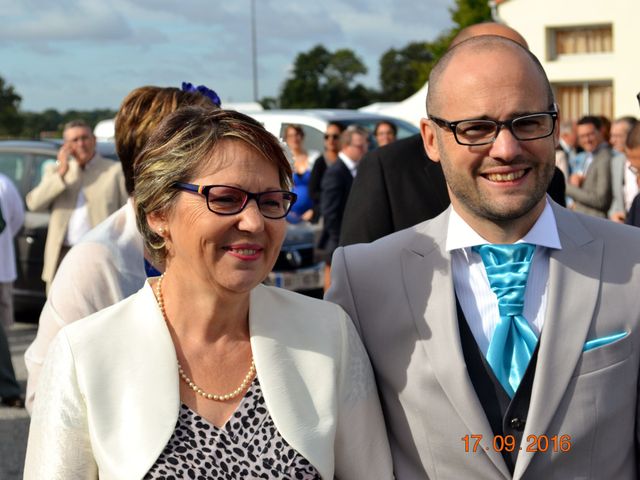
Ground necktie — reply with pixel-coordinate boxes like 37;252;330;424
472;243;538;397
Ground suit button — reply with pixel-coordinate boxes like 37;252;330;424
509;417;525;431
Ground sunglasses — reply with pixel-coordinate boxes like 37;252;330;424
324;133;340;140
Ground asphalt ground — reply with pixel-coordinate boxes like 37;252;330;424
0;313;38;480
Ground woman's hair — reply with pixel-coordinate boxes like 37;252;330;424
285;124;305;138
115;86;218;194
374;120;397;137
134;106;293;263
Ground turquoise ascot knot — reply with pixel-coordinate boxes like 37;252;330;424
472;243;538;397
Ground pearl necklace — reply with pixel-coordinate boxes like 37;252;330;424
155;273;256;402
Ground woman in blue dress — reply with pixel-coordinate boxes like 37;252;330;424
284;124;319;224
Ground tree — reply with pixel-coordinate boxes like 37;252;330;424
449;0;492;32
0;76;23;137
376;0;492;102
279;45;372;108
379;42;434;101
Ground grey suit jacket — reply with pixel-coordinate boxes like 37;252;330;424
26;155;127;283
327;203;640;479
565;147;613;218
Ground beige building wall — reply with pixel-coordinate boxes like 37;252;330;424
497;0;639;122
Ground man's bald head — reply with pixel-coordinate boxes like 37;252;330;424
450;22;528;49
427;35;553;115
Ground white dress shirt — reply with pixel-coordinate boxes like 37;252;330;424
0;173;25;283
63;155;101;246
624;159;639;210
338;152;358;177
446;199;562;354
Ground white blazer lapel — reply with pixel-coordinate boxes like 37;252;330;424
514;205;603;479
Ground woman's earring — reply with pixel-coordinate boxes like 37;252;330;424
158;227;165;235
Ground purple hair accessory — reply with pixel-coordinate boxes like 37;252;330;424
181;81;222;107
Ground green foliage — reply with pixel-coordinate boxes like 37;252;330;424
17;107;117;139
379;42;434;101
259;96;279;110
279;44;372;108
450;0;492;31
0;77;23;137
377;0;492;102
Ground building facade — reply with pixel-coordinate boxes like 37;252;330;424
497;0;639;122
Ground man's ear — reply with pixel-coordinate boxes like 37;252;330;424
420;118;441;163
553;110;561;149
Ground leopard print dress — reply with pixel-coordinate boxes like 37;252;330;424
145;377;322;479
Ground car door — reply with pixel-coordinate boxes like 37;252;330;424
0;149;55;309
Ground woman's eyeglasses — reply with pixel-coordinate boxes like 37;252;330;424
173;182;297;219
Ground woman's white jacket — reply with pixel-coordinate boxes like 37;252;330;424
24;283;393;479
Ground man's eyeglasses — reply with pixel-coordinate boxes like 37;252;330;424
428;111;558;146
324;133;340;140
173;183;297;219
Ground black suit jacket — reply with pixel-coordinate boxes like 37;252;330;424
340;134;567;246
320;159;354;262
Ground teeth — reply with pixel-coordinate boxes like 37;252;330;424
485;170;526;182
232;249;257;255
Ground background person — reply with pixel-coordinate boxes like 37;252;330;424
374;120;397;147
625;122;640;227
566;115;613;217
319;124;368;290
609;116;638;222
24;107;392;479
327;35;640;479
24;84;218;413
0;173;25;408
308;121;344;223
284;124;318;224
25;120;127;291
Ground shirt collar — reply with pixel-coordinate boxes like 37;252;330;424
338;151;358;174
446;197;562;252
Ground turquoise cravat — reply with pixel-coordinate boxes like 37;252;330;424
472;243;538;397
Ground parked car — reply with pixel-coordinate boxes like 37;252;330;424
0;139;322;313
245;109;420;152
0;140;118;312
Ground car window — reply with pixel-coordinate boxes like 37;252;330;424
280;124;324;157
32;155;58;190
0;152;28;193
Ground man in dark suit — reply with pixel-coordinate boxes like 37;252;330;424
319;125;368;287
339;23;566;247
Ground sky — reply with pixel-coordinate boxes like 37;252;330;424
0;0;455;112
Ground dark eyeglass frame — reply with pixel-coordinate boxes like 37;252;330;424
428;111;558;146
173;182;297;219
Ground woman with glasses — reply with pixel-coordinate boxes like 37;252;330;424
24;107;392;479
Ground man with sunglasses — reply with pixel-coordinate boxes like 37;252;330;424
308;122;344;223
327;34;640;479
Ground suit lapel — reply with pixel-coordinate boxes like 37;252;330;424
513;204;603;479
401;210;511;479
